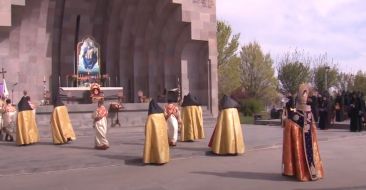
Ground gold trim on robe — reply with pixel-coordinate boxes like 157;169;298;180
180;106;204;141
143;113;170;164
282;118;324;181
16;110;40;145
50;106;76;144
209;108;245;155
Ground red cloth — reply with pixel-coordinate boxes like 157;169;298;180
96;105;108;121
5;104;16;112
164;104;179;119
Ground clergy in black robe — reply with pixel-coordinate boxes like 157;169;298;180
349;93;365;132
359;94;366;131
335;93;344;122
308;92;319;123
285;94;296;120
349;94;359;132
318;95;330;130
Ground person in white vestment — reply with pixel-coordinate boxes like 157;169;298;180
2;99;16;141
93;99;109;150
164;101;181;146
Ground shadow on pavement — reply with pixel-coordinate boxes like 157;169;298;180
192;171;291;182
120;142;144;146
173;146;210;152
0;142;17;147
59;145;96;150
96;154;144;166
36;141;56;146
0;141;53;147
204;151;243;157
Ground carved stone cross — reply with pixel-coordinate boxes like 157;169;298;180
0;67;7;79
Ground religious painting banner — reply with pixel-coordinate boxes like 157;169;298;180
77;37;101;86
77;36;101;86
0;83;3;97
0;79;9;98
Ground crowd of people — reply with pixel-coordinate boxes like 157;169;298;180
0;90;77;146
285;90;365;132
0;86;329;182
143;93;245;165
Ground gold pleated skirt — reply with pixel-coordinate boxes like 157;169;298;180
143;113;170;164
16;110;40;145
209;108;245;155
282;119;324;181
50;106;76;144
180;106;204;141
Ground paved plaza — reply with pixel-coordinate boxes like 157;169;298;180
1;122;366;190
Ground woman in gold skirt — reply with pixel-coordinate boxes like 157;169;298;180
143;99;169;164
180;93;204;141
208;95;245;155
50;97;76;145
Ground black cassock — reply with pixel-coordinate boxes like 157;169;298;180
349;97;364;132
335;95;344;122
318;98;330;130
310;95;319;123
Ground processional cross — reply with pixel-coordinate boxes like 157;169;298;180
0;67;7;79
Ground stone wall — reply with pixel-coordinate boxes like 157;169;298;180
35;103;214;138
0;0;53;104
0;0;218;116
0;0;11;26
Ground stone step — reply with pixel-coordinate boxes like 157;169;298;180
35;107;216;138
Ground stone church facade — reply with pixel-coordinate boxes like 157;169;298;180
0;0;218;115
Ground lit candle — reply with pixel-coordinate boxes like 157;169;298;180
43;75;46;82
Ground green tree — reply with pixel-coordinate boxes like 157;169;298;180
312;53;338;94
239;42;278;104
351;71;366;94
217;20;241;97
217;21;240;68
277;50;312;95
218;57;241;97
336;72;354;92
313;65;338;93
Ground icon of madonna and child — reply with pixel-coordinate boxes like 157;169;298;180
77;37;101;76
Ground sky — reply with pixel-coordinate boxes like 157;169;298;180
216;0;366;74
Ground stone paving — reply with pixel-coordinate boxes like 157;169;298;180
0;123;362;176
0;123;365;190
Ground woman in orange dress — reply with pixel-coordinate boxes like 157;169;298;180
282;84;324;181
